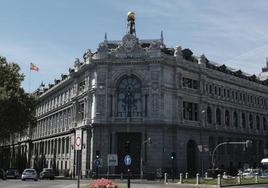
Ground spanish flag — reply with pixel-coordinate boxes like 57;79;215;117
30;63;39;72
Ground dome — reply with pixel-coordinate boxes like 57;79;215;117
127;11;135;21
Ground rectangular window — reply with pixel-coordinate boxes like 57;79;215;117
182;77;199;89
78;102;85;121
79;80;85;93
183;101;198;121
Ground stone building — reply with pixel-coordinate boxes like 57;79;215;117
1;12;268;177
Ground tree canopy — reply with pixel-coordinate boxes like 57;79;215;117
0;56;37;140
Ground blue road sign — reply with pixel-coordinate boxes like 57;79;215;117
94;159;100;167
124;155;132;166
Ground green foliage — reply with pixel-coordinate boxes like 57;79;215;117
0;56;38;140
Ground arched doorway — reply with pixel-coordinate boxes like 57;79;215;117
187;140;197;176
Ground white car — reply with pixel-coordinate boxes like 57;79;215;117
242;169;259;178
21;169;38;181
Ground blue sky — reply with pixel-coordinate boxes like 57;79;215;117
1;0;268;92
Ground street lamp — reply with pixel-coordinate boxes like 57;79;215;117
140;137;151;179
211;140;252;170
200;110;206;177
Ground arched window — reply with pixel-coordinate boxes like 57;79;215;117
207;106;212;124
233;111;238;127
263;117;267;131
242;113;246;128
256;115;260;130
117;75;142;117
225;110;230;126
249;114;253;129
216;108;221;125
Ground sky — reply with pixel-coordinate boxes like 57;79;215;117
0;0;268;92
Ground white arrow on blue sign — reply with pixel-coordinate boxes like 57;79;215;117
124;155;132;166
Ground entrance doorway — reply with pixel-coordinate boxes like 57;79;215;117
117;132;141;174
187;140;197;176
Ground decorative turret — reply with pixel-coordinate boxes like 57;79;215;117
127;11;136;36
258;58;268;81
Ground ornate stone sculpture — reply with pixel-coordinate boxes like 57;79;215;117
83;49;92;63
200;54;208;64
74;58;81;71
174;46;182;57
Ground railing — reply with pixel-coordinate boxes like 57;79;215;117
163;171;268;187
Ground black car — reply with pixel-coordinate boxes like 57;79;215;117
0;169;7;180
6;169;20;179
39;168;55;180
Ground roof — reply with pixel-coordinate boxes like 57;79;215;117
261;158;268;164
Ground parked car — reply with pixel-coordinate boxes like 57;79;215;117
21;169;38;181
242;168;260;178
261;170;268;177
6;169;20;179
0;169;7;180
39;168;55;180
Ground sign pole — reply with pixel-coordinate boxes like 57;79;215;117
127;168;130;188
124;155;132;188
75;129;82;188
77;150;80;188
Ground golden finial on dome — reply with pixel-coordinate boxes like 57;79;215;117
127;11;135;21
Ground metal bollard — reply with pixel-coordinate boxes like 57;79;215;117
179;173;183;184
237;175;241;184
205;172;208;179
217;174;221;187
185;172;189;179
120;173;123;180
223;172;226;178
255;175;259;183
196;173;200;185
164;173;168;184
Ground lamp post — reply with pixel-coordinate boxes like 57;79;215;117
200;110;206;177
211;140;252;170
140;137;151;179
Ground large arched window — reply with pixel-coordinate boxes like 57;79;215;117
233;111;238;127
256;115;260;130
263;117;267;131
242;113;246;128
207;106;212;124
249;114;253;129
225;110;230;126
216;108;221;125
117;75;142;117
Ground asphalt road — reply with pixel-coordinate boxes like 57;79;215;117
1;179;268;188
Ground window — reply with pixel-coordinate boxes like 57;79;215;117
182;77;198;89
117;75;142;117
207;106;212;124
263;117;267;131
242;113;246;128
183;101;198;121
78;102;85;120
79;80;85;93
216;108;221;125
225;110;230;126
256;115;260;130
233;111;238;127
249;114;253;129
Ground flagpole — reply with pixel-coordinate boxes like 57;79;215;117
29;65;31;93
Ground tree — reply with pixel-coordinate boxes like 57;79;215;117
0;56;37;140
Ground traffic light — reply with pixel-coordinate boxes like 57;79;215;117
125;141;130;154
171;152;176;160
96;150;100;159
